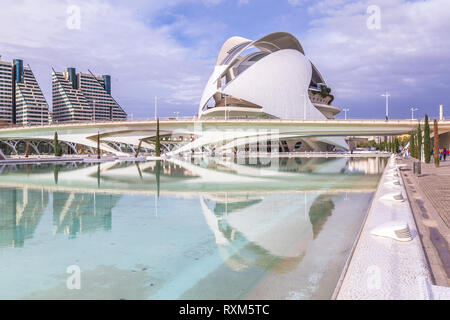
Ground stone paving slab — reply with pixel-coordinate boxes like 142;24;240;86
415;160;450;227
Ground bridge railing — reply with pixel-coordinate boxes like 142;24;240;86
0;117;447;130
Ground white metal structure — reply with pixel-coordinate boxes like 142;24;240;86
198;32;348;150
0;119;447;157
199;32;334;120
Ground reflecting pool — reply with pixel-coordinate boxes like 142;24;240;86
0;156;386;299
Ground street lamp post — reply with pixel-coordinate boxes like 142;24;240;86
381;91;390;121
410;107;418;120
343;108;349;120
93;100;96;123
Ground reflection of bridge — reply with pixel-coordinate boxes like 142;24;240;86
0;119;449;156
0;157;384;195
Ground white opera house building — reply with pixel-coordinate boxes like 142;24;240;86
198;32;348;152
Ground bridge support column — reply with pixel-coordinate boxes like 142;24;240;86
1;141;18;155
29;141;40;155
25;141;30;158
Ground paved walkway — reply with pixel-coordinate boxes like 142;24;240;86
400;158;450;287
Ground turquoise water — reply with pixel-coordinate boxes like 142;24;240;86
0;156;386;299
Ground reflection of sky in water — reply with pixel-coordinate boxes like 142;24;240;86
0;157;385;299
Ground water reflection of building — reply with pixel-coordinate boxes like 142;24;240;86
0;157;384;199
52;192;120;238
200;192;336;271
0;187;48;247
144;161;194;178
347;157;386;175
176;192;338;299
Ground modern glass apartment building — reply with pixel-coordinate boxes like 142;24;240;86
52;68;127;122
0;58;49;125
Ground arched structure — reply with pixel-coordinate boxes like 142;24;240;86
0;119;448;157
198;32;347;151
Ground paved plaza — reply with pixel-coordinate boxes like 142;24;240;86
400;158;450;287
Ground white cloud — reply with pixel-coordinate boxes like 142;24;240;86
298;0;450;117
0;0;216;118
2;0;448;120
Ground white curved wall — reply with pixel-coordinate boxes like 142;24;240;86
199;65;228;115
216;36;251;65
222;49;326;120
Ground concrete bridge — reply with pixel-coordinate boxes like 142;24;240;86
0;119;448;157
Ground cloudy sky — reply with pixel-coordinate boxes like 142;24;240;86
0;0;449;120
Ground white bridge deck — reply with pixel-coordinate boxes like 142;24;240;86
0;119;448;156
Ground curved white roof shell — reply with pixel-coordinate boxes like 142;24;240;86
215;36;252;66
222;49;324;119
199;32;328;120
199;32;347;149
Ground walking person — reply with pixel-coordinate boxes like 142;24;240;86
444;148;448;161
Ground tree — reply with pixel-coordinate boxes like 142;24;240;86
417;123;422;162
155;160;161;197
394;138;399;153
97;131;101;159
410;133;416;158
155;118;161;157
400;135;409;147
54;165;59;184
54;132;62;157
434;119;439;167
424;115;431;163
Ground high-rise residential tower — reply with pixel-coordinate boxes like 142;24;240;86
0;58;49;125
52;68;127;122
